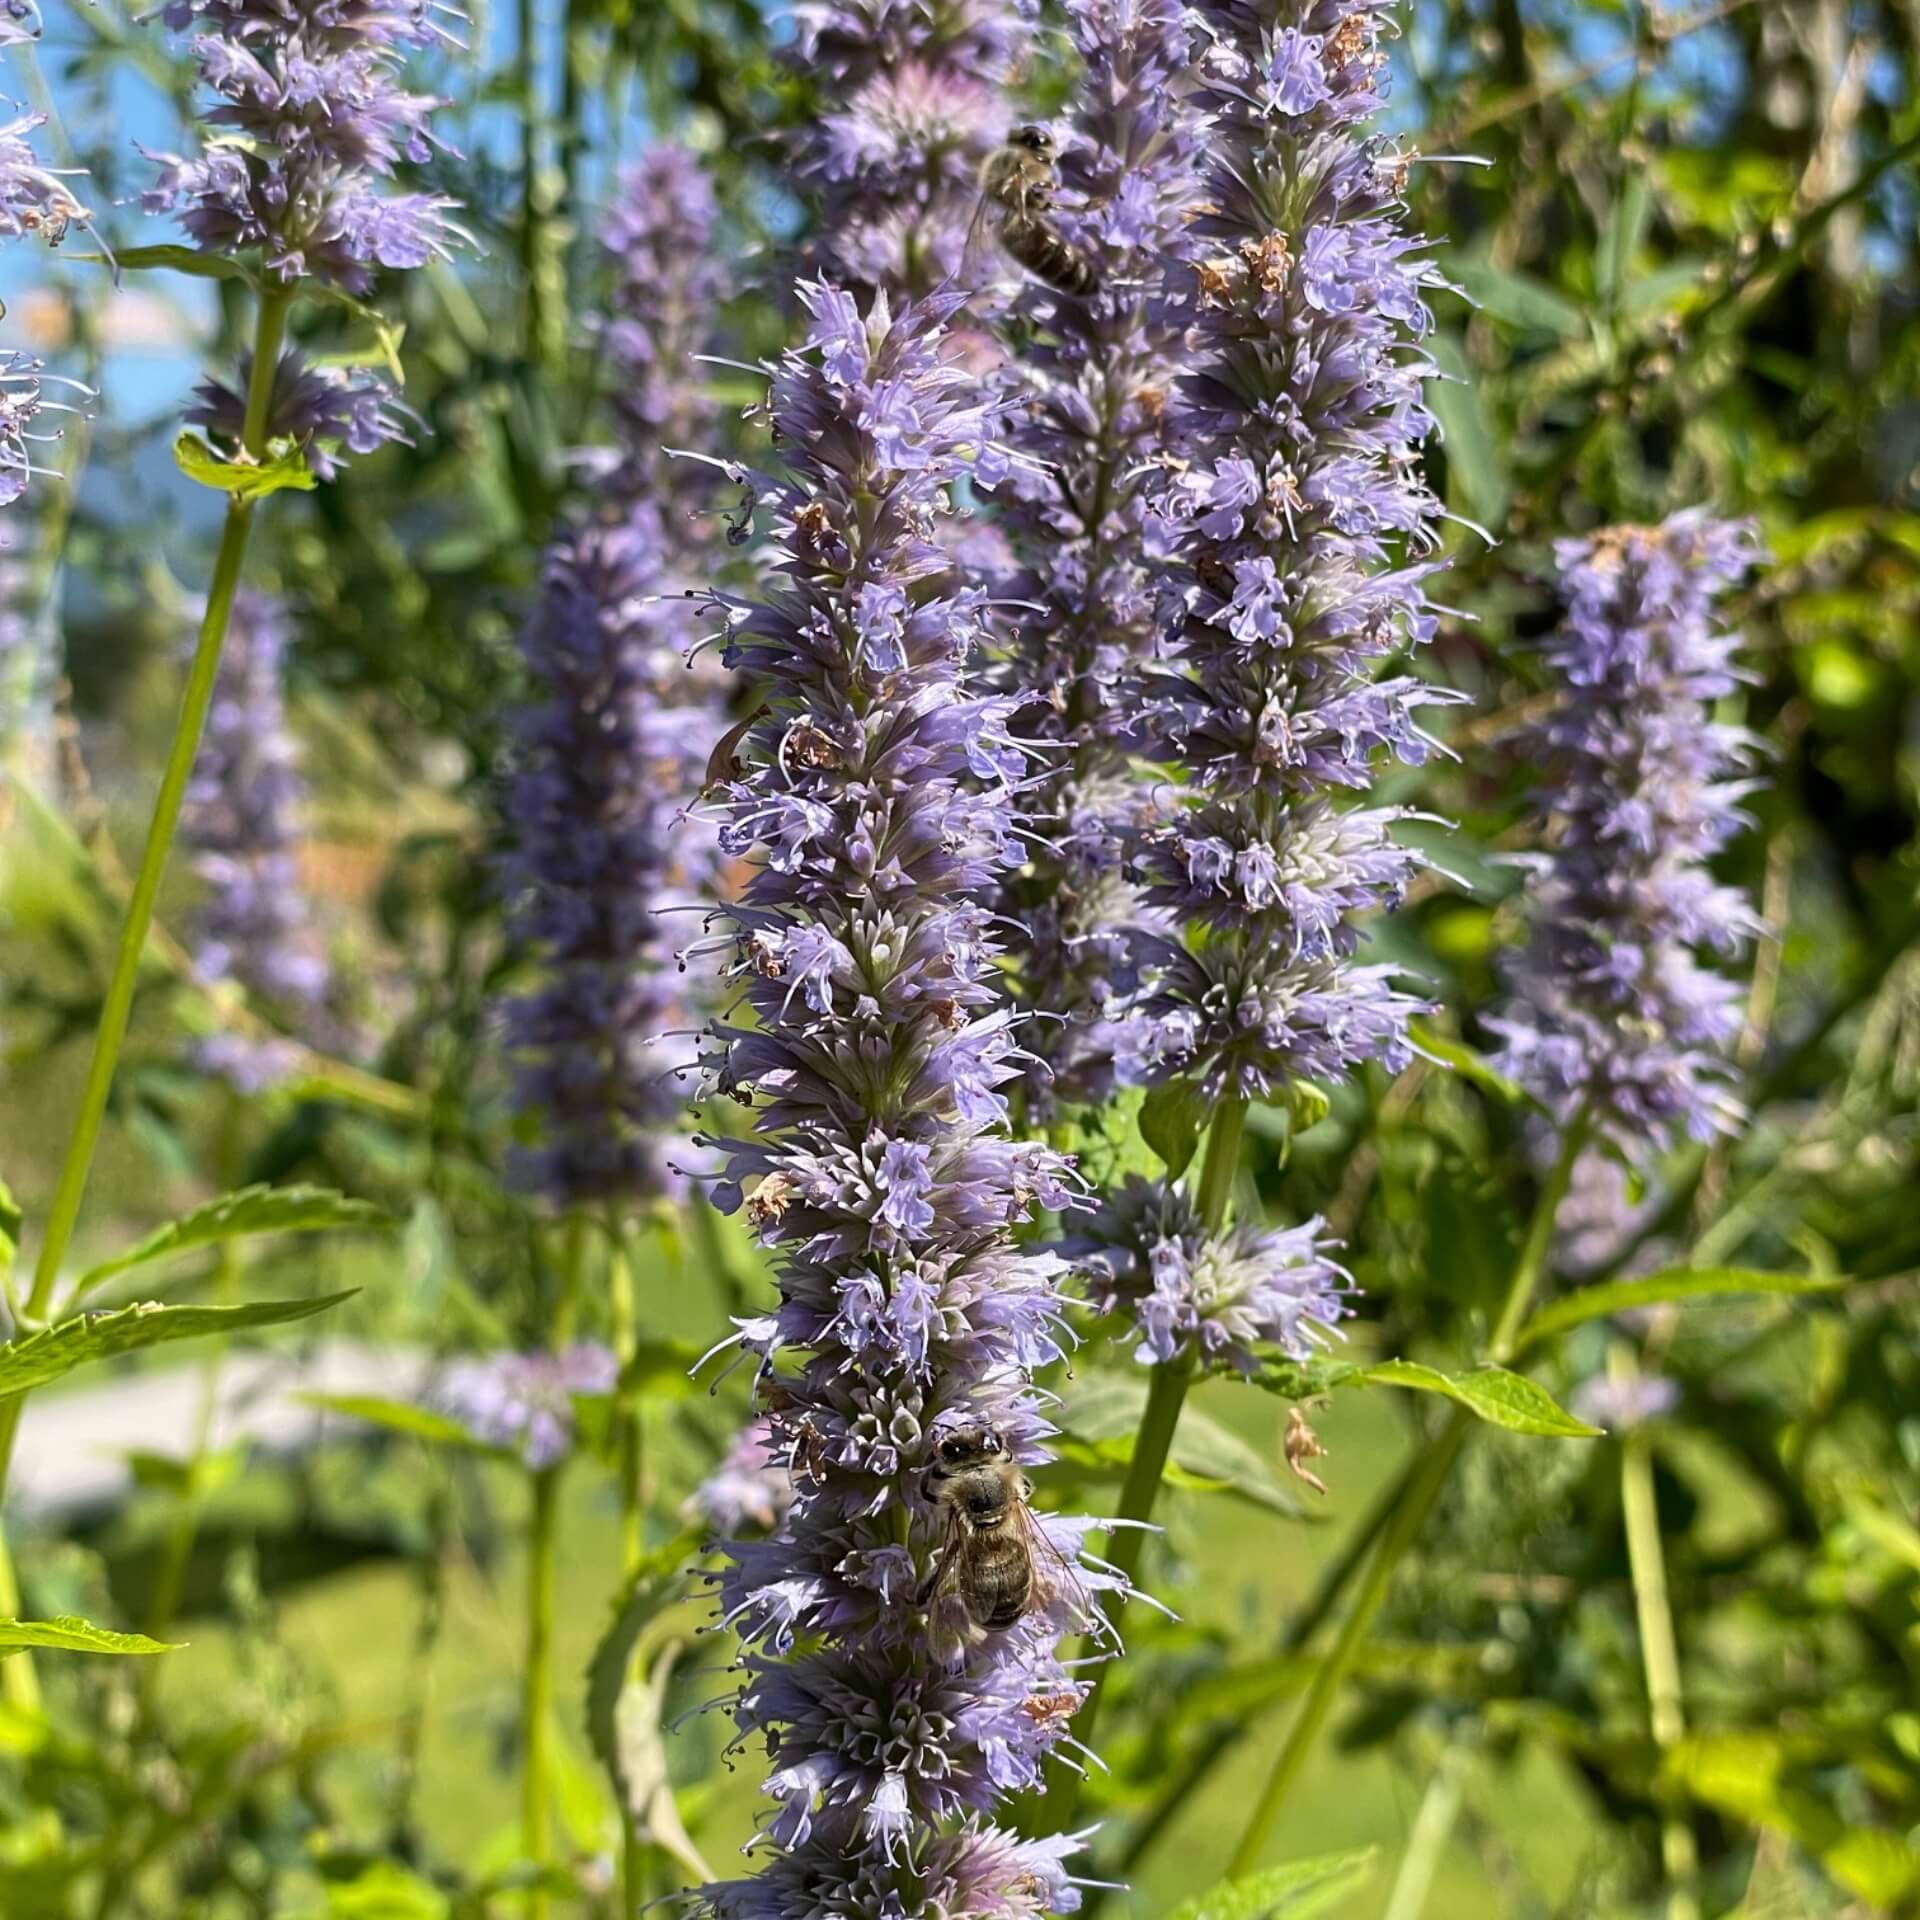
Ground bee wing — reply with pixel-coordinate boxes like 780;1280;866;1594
957;191;1009;300
1017;1500;1096;1628
915;1507;967;1606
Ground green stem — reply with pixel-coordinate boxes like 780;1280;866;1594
0;1523;41;1715
524;1466;560;1919
1615;1345;1700;1920
1052;1094;1247;1828
1108;1440;1419;1889
1382;1745;1468;1920
606;1207;642;1575
1226;1109;1592;1874
0;298;292;1694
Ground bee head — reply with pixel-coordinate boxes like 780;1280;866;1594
933;1424;1006;1468
1009;124;1055;157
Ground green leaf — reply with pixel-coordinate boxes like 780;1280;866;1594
173;432;319;501
1425;333;1511;530
1409;1021;1541;1111
1511;1268;1847;1354
584;1532;714;1885
0;1617;181;1658
299;1393;487;1452
1139;1079;1211;1181
1618;257;1710;322
0;1173;19;1253
74;244;259;288
1065;1374;1308;1517
0;1292;354;1399
1597;172;1653;311
303;283;409;382
1164;1848;1377;1920
314;1861;451;1919
75;1183;395;1296
1361;1361;1600;1438
1450;257;1583;337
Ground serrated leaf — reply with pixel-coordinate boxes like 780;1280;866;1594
75;1183;394;1297
173;432;319;501
1362;1360;1600;1437
0;1292;353;1399
1164;1847;1377;1920
1139;1079;1210;1180
1064;1373;1307;1517
299;1392;487;1452
75;244;259;288
1449;257;1584;337
1512;1268;1845;1353
1409;1021;1541;1110
0;1617;181;1658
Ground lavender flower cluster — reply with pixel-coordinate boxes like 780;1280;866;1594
502;148;728;1208
994;0;1207;1112
437;1341;618;1471
145;0;464;471
1488;512;1764;1152
182;589;333;1092
696;285;1102;1918
0;100;93;246
1116;0;1457;1105
1068;1174;1350;1371
790;0;1021;297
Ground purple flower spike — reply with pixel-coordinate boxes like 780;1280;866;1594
993;0;1209;1113
144;0;468;295
436;1342;619;1471
693;284;1109;1916
1109;0;1458;1106
1487;512;1766;1154
0;105;95;245
1068;1174;1350;1372
181;589;336;1090
188;351;418;478
788;0;1019;297
502;146;730;1209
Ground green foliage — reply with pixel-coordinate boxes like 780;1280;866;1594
0;1617;180;1657
172;433;320;500
0;1292;354;1397
1358;1361;1601;1438
1512;1267;1850;1352
73;1184;395;1297
1139;1080;1212;1180
1162;1849;1377;1920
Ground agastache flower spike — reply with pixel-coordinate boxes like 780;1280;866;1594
994;0;1208;1113
1115;1;1460;1108
788;0;1022;298
1487;512;1765;1153
501;146;729;1207
0;104;96;245
181;589;335;1092
695;284;1111;1917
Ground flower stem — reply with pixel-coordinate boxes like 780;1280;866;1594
0;290;292;1594
1614;1344;1700;1920
1053;1094;1248;1825
1382;1744;1467;1920
606;1207;643;1574
1226;1108;1592;1874
524;1464;560;1919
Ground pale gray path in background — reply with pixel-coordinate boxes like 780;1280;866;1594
10;1341;430;1518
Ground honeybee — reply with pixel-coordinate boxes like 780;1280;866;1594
972;125;1100;299
916;1424;1082;1631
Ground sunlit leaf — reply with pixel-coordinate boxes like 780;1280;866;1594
1511;1268;1846;1353
75;1183;395;1297
1361;1361;1600;1438
173;433;319;501
1163;1848;1377;1920
0;1617;180;1658
0;1293;353;1398
299;1392;486;1452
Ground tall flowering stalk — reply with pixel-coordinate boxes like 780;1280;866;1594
0;0;460;1501
1045;3;1456;1749
1224;513;1767;1873
181;589;335;1092
1487;512;1764;1155
696;284;1104;1919
789;0;1020;299
992;0;1207;1117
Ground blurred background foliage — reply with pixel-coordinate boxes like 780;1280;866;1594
0;0;1917;1915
